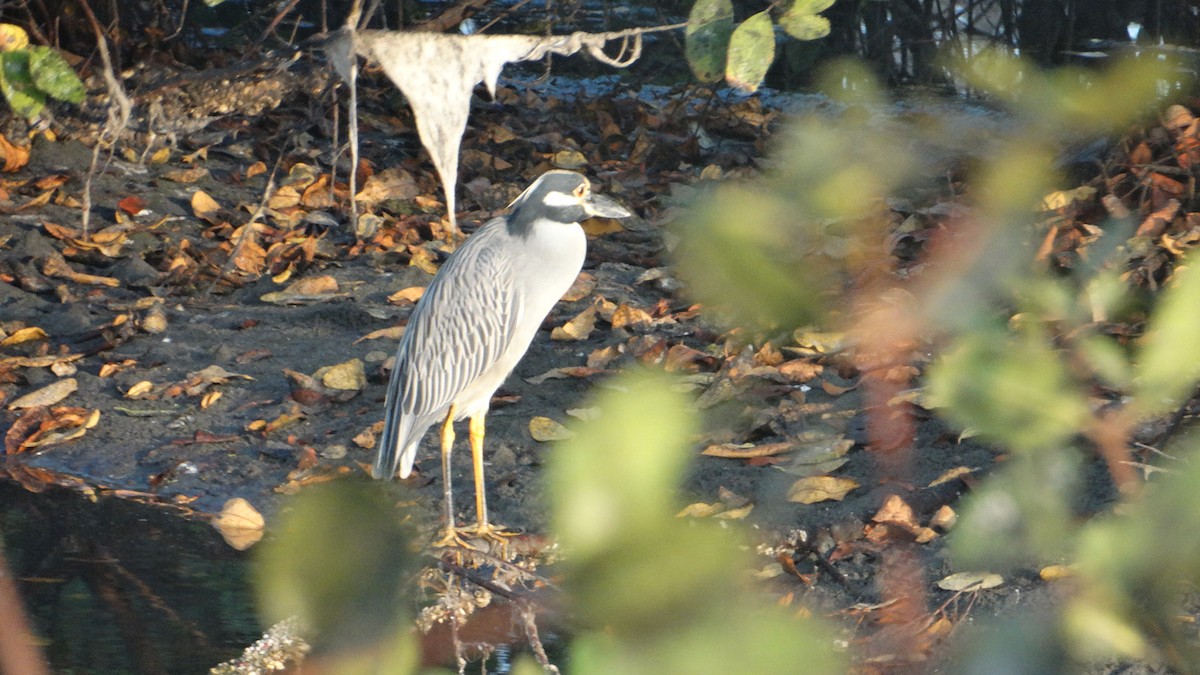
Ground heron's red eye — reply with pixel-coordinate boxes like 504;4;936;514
573;184;588;199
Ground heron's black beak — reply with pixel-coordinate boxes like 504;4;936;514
583;193;632;219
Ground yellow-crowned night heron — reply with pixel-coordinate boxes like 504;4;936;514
373;170;631;547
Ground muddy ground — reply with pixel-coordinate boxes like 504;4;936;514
0;64;1160;673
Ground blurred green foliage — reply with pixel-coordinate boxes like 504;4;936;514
549;370;845;674
254;482;421;663
675;47;1200;669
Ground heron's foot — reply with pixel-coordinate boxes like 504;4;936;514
471;522;518;542
431;523;522;563
431;527;482;552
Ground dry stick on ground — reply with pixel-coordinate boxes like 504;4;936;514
77;0;133;239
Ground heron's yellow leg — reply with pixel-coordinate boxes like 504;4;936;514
431;406;472;549
469;414;516;546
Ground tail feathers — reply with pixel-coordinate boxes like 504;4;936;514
373;409;419;480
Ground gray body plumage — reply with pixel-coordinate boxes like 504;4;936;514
373;171;615;481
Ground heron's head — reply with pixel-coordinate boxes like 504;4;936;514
507;170;631;235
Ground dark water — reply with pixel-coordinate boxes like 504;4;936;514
0;480;261;675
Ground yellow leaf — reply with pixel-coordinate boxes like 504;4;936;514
355;326;406;343
125;380;155;398
714;504;754;520
408;246;440;275
0;23;30;51
191;190;221;221
936;571;1003;592
200;390;222;409
1;326;48;346
677;502;724;518
551;305;597;341
387;286;425;305
316;359;366;391
611;304;653;330
561;271;596;302
529;416;574;442
702;441;792;458
551;149;587;170
786;475;859;504
929;466;973;487
1040;564;1076;581
929;504;957;531
149;147;171;164
212;498;265;551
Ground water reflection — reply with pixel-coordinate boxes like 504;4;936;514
0;481;260;674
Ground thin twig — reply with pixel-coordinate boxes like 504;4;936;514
76;0;132;239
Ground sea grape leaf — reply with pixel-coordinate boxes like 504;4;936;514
780;12;832;41
0;51;44;119
685;0;734;82
28;46;85;103
725;11;775;93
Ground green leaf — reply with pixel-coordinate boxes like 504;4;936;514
780;12;832;41
28;46;85;103
254;481;420;653
928;328;1090;453
0;51;45;120
724;11;775;93
790;0;837;12
1134;257;1200;416
685;0;734;83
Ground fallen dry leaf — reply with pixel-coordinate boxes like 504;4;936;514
0;134;30;172
118;195;147;216
22;408;100;449
787;475;859;504
387;286;425;305
929;504;957;531
1;326;48;346
1039;564;1076;581
611;304;653;330
191;190;222;223
260;275;342;304
356;326;406;343
929;466;973;487
212;498;265;551
677;502;725;518
936;571;1003;592
561;272;596;302
125;380;155;398
200;390;222;409
525;366;604;384
551;304;597;341
355;167;419;204
316;359;366;391
160;166;209;183
8;378;77;410
529;416;574;442
702;441;793;459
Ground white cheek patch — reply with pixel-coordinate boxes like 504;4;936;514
543;191;581;208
